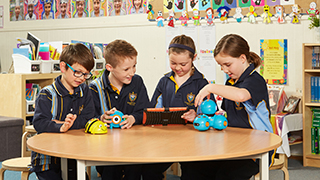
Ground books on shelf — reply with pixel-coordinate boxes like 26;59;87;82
311;108;320;154
26;83;40;101
312;46;320;69
310;76;320;103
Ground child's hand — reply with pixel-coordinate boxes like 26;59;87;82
181;109;197;123
120;115;135;129
195;84;212;107
100;108;117;124
60;114;77;132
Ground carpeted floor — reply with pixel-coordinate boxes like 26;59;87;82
1;158;320;180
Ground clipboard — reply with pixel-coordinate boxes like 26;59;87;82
27;32;40;60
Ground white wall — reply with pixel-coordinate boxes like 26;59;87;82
0;0;319;98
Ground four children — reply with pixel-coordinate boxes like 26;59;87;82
31;34;272;180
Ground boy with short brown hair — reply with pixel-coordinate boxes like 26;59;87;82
89;39;149;180
31;43;95;180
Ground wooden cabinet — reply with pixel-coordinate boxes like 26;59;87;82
302;43;320;167
0;73;60;131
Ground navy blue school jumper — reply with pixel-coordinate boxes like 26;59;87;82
151;67;214;109
181;64;275;180
89;70;150;180
144;67;215;180
31;75;94;180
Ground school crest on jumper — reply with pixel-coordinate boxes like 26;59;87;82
235;101;243;110
185;92;195;106
79;105;84;114
127;92;137;106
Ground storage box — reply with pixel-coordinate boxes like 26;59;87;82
40;60;53;73
94;58;105;71
52;60;60;73
12;54;41;74
26;100;35;114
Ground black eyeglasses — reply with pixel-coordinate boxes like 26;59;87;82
66;63;92;80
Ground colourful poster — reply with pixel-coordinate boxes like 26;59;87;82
126;0;147;14
260;39;288;85
55;0;71;19
71;0;88;18
280;0;294;6
174;0;186;12
266;0;280;6
251;0;264;7
238;0;250;8
199;0;210;11
10;0;24;21
224;0;236;9
24;0;40;20
212;0;224;10
187;0;199;11
108;0;127;16
90;0;107;17
39;0;55;19
163;0;173;13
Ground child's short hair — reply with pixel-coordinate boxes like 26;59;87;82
104;40;138;68
60;43;95;71
168;35;196;60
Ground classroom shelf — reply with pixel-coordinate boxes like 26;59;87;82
0;73;60;131
303;43;320;167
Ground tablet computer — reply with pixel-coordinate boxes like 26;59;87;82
143;107;189;126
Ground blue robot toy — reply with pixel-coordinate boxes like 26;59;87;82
109;110;125;129
193;99;228;131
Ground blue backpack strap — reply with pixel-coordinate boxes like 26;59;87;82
91;78;109;115
37;84;59;171
42;84;58;120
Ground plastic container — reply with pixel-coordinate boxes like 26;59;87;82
12;54;41;74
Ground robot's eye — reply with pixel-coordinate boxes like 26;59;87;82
194;123;200;126
104;124;108;127
99;124;102;128
112;115;121;124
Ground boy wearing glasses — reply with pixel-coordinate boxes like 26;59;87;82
89;40;149;180
31;43;95;180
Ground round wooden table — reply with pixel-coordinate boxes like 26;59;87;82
27;125;281;180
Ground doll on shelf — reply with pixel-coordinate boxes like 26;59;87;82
246;5;257;24
156;11;164;27
192;9;201;26
179;10;189;26
289;4;301;24
217;6;230;24
261;5;272;24
307;2;319;20
146;4;154;19
205;7;214;26
233;7;244;23
167;10;175;27
274;5;286;24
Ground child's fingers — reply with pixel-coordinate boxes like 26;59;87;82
207;94;211;100
194;96;203;107
102;119;112;124
66;113;73;118
121;121;133;129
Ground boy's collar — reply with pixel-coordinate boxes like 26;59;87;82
54;75;82;97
